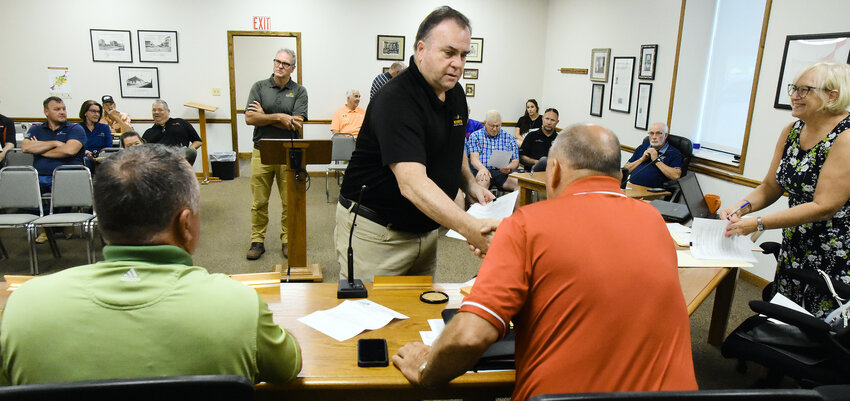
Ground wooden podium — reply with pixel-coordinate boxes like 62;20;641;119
184;102;219;184
258;139;332;282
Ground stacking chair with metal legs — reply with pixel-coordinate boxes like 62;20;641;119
30;165;96;274
326;133;356;202
0;166;43;274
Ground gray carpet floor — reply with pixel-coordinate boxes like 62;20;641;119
0;159;795;390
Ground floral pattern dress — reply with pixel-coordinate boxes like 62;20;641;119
774;115;850;317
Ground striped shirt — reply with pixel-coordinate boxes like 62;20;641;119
370;72;392;99
466;127;519;168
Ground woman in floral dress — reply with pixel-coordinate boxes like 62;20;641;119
722;62;850;317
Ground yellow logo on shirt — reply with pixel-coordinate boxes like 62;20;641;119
453;117;463;127
286;93;295;97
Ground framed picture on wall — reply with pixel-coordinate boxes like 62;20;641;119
590;84;604;117
639;44;657;80
463;68;479;79
90;29;132;62
383;67;390;74
138;30;179;63
377;35;405;60
118;67;160;98
609;57;635;113
774;31;850;109
465;83;475;97
635;83;653;130
589;48;611;82
468;38;484;63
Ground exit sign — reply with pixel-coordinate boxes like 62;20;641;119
253;16;270;30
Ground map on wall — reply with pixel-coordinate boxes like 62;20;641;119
47;66;71;99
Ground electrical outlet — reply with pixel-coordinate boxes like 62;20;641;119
212;88;221;96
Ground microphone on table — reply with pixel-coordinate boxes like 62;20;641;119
529;157;547;176
338;185;369;299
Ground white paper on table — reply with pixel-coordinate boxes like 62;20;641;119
419;318;447;346
298;299;409;342
488;150;513;169
765;293;813;325
446;191;519;240
690;218;757;263
666;223;691;233
419;330;439;346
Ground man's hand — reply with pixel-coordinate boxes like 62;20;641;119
475;168;491;181
465;218;501;258
247;101;265;114
392;342;431;386
643;147;659;161
85;150;94;159
498;166;511;174
467;183;495;206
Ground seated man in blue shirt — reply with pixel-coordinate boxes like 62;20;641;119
22;96;86;192
467;110;519;191
623;122;682;188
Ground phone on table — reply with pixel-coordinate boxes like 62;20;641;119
357;338;388;367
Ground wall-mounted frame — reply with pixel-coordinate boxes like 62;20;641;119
118;66;160;98
590;48;611;82
377;35;405;61
773;31;850;110
590;84;604;117
90;29;132;62
138;30;179;63
609;57;635;113
463;68;479;79
635;83;653;130
639;44;657;80
465;83;475;97
468;38;484;63
382;67;390;74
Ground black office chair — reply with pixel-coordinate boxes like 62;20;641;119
721;242;850;388
528;385;850;401
0;375;254;401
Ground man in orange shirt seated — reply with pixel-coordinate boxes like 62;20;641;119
393;123;697;400
330;89;365;137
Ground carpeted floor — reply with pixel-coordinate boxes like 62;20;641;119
0;159;794;390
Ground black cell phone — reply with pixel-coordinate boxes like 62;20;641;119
647;187;667;193
357;338;388;367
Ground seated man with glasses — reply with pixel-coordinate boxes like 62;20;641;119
141;99;202;165
622;121;682;188
466;110;520;191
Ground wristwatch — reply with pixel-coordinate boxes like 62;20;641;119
756;216;765;232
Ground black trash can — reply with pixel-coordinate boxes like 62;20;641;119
210;151;237;180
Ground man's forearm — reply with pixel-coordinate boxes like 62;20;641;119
392;163;479;237
507;158;519;170
246;111;291;127
520;155;537;166
21;140;57;154
419;313;499;387
656;162;681;180
469;153;486;172
623;158;645;172
191;141;202;149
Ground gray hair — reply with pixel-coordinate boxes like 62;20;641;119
651;122;669;135
276;48;297;66
390;62;405;72
550;124;621;176
153;99;169;111
484;110;501;124
345;89;360;99
93;144;200;244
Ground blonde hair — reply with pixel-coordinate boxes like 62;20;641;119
794;62;850;114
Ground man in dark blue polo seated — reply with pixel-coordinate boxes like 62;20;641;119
22;96;86;192
623;122;682;188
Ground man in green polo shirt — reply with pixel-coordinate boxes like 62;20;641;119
0;144;302;385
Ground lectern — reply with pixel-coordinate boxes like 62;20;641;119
184;102;219;184
258;139;332;282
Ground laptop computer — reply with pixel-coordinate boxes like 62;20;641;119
678;173;719;219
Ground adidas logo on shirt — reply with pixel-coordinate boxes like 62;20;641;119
120;268;140;282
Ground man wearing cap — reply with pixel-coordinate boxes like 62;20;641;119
99;95;133;133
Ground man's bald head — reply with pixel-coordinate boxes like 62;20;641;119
549;124;621;177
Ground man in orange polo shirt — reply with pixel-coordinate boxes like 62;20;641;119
330;89;365;137
393;123;697;400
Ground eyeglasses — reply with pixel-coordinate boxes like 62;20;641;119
273;59;294;69
787;84;827;98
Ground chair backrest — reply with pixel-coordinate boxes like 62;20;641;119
99;147;122;157
0;166;42;215
528;388;828;401
4;149;34;168
50;165;93;211
331;133;356;162
0;375;254;401
640;134;694;176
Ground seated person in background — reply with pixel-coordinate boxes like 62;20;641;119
623;122;682;188
142;99;202;164
330;89;365;137
519;107;559;171
465;106;483;139
467;110;519;191
79;100;112;168
120;130;145;148
99;95;133;133
0;144;302;385
393;124;697;400
370;61;406;99
0;113;16;165
514;98;542;147
22;96;85;192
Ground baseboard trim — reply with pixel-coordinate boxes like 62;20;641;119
739;268;770;289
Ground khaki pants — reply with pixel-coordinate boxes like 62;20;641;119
250;148;287;243
334;202;438;281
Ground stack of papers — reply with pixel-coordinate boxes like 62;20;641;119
298;299;408;341
446;191;518;241
689;218;757;263
666;223;692;247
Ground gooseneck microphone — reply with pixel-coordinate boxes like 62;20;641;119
338;185;369;299
627;150;664;184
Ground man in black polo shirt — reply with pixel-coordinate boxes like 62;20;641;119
335;6;498;280
142;100;202;164
519;108;559;171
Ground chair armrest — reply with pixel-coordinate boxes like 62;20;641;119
749;300;831;333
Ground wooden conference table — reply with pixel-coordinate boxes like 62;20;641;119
510;172;670;206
